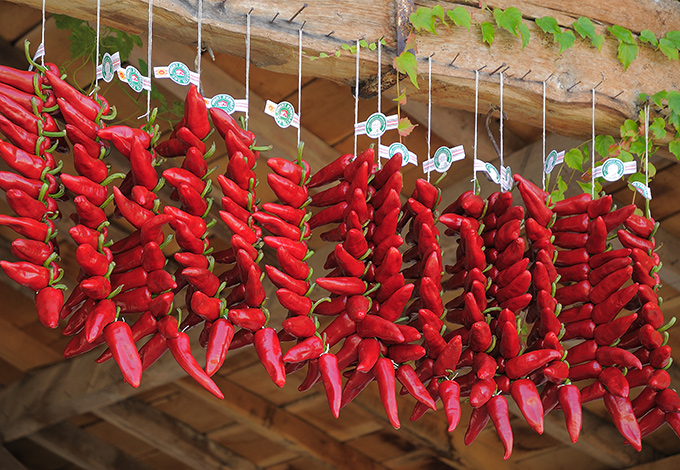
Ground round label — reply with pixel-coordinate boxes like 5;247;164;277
125;66;144;93
388;142;409;166
168;61;191;86
544;149;558;174
101;53;114;83
485;162;500;184
211;94;235;114
502;166;513;190
601;158;625;182
434;146;453;172
274;101;295;128
631;181;651;199
365;112;388;138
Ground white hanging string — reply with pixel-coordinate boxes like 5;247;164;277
145;0;153;120
377;39;382;169
297;26;303;146
94;0;101;94
353;39;360;158
542;80;546;191
427;54;432;182
473;69;479;192
41;0;46;66
196;0;203;85
245;10;251;131
499;71;504;190
591;88;596;198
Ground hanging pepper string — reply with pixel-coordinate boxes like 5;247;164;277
473;69;479;194
427;54;432;182
94;0;101;95
145;0;153;120
353;38;360;158
297;26;303;147
542;80;546;192
592;88;596;199
499;71;504;191
645;102;650;218
40;0;46;66
245;9;252;131
377;39;382;169
196;0;203;85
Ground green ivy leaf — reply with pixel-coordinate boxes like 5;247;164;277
432;5;446;25
447;6;471;30
518;23;531;49
618;149;634;162
650;117;667;140
591;34;605;51
617;41;638;70
368;42;377;51
648;162;657;178
577;180;593;195
410;7;437;34
667;90;680;115
393;51;419;89
319;52;329;58
574;17;596;39
397;116;417;137
550;175;568;202
621;119;639;138
359;39;369;49
666;31;680;49
629;140;646;155
557;31;576;54
627;172;646;184
639;30;658;47
669;136;680;160
651;90;668;107
659;38;679;61
536;16;560;35
394;90;407;106
481;22;495;46
595;134;615;158
334;50;342;58
494;7;522;36
608;25;636;44
564;148;584;172
341;43;352;51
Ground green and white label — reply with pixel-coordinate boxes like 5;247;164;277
117;65;150;93
544;149;565;174
355;112;399;137
264;100;300;129
424;145;465;174
204;94;248;114
154;61;200;87
593;157;636;182
378;143;417;166
631;181;652;200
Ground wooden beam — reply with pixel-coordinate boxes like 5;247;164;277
5;0;679;142
93;398;255;470
26;421;154;470
175;377;389;470
0;329;244;443
0;445;28;470
622;452;680;470
0;317;61;372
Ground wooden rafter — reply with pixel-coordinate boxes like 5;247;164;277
93;398;256;470
4;0;680;142
0;445;28;470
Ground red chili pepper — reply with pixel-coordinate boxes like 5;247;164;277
203;318;235;376
268;173;308;208
594;312;638;346
557;384;582;443
182;84;210;139
321;312;356;347
618;229;655;252
485;395;513;459
649;345;672;369
463;405;490;445
315;353;342;417
508;379;543;434
356;315;405;343
282;335;324;363
75;243;109;277
624;214;656;239
604;393;642;451
209;107;254;145
35;286;62;329
175;126;206;154
372;357;400;429
0;214;52;242
104;320;142;388
599;367;630;398
250;327;286;388
514;178;552;226
308;152;354;188
0;140;49;180
60;174;108;206
167;331;224;398
505;349;562;379
112;286;151;313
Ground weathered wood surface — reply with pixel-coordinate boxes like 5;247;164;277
0;445;28;470
27;421;155;470
94;398;255;470
5;0;680;141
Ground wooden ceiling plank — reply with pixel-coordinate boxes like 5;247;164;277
93;398;255;470
0;330;246;443
0;444;29;470
0;316;62;371
26;420;154;470
4;0;678;141
621;452;680;470
175;376;389;470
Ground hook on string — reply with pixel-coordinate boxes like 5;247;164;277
485;106;507;159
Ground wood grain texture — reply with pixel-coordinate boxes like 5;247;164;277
4;0;679;141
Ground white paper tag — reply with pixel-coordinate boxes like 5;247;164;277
264;100;300;129
378;142;417;166
354;112;399;137
117;66;151;92
153;61;200;87
474;159;501;185
96;52;121;83
423;145;465;175
544;149;565;174
631;181;652;200
204;94;248;114
593;158;637;182
28;43;45;71
501;165;513;192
